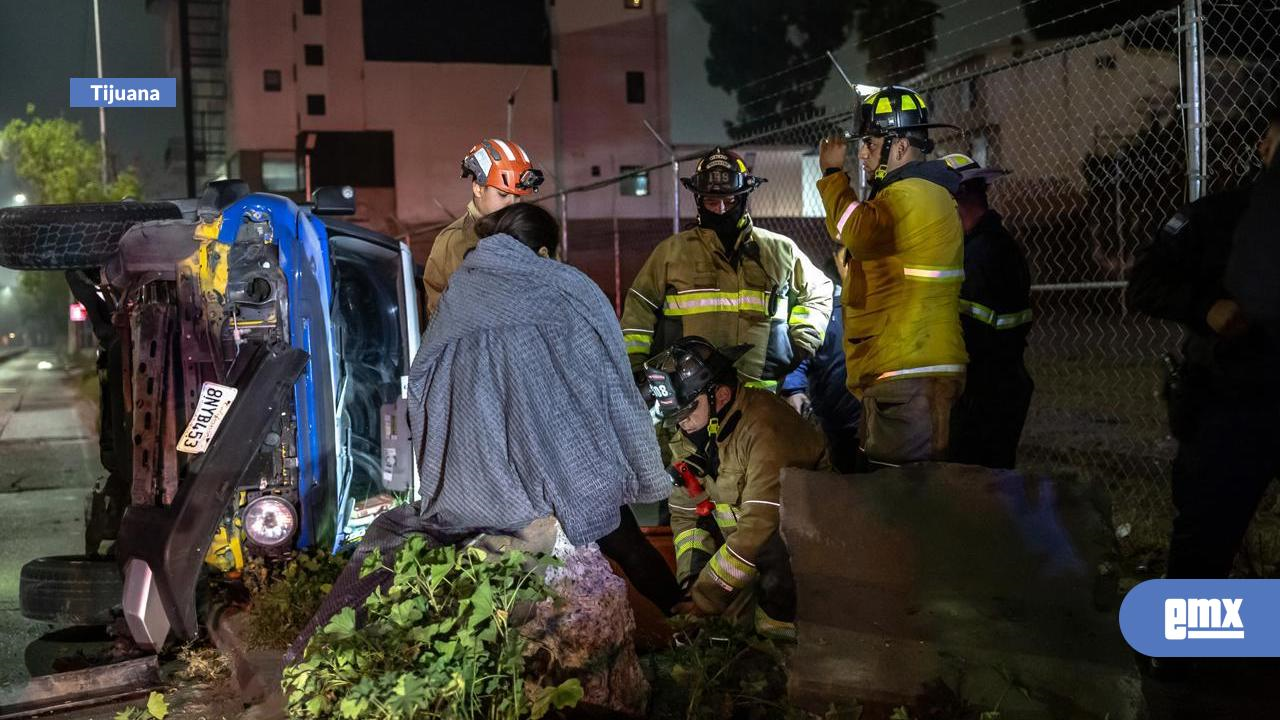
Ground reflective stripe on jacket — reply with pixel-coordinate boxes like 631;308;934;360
669;385;830;614
620;223;832;382
817;164;968;391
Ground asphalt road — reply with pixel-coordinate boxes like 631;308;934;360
0;349;103;689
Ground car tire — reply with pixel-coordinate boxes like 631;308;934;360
0;202;182;270
19;555;123;625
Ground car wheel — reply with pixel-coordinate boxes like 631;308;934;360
0;202;182;270
19;555;123;625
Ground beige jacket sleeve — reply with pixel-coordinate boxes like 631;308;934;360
423;224;471;317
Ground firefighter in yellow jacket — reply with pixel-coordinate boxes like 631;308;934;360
423;138;544;316
816;85;968;466
644;337;829;635
622;148;832;389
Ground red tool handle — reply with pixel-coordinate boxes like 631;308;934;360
672;461;715;517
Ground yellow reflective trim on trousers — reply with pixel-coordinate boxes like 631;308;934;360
959;300;1033;330
713;502;738;530
663;289;770;317
674;528;715;558
709;545;757;590
876;364;967;381
902;265;965;282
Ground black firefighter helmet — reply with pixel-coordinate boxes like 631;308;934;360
857;85;959;139
643;337;750;420
680;147;766;198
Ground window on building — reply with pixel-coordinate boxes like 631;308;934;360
626;71;645;104
619;166;649;196
303;0;321;15
263;69;282;92
591;166;601;177
624;0;643;8
306;94;326;116
262;151;301;192
304;44;325;66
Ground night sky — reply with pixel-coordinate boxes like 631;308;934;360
0;0;1028;201
0;0;185;203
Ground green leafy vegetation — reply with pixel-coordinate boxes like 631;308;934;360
0;105;145;346
282;537;582;720
113;691;168;720
244;549;348;649
647;617;860;719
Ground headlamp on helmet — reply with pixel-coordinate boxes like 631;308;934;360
461;138;543;196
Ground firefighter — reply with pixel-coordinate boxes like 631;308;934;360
621;147;832;390
816;85;968;467
1129;108;1280;579
423;138;544;316
644;337;830;636
940;153;1034;469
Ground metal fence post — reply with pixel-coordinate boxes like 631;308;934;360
1183;0;1207;201
559;193;569;262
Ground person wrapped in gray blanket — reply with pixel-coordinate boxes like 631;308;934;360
407;202;680;615
408;202;672;547
285;204;680;661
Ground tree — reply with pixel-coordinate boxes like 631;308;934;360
856;0;942;84
0;105;143;347
0;105;141;204
694;0;859;140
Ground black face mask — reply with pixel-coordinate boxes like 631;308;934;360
697;197;749;254
681;425;711;454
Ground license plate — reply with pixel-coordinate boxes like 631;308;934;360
176;382;238;454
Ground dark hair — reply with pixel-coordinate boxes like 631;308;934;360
474;203;560;257
956;178;990;209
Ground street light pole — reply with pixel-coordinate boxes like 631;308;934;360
93;0;109;187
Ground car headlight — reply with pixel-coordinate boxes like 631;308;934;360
242;495;297;548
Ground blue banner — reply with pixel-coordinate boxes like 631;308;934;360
1120;579;1280;657
69;78;176;108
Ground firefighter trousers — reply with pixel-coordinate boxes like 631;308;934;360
860;375;965;468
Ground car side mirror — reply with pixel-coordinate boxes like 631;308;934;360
311;185;356;216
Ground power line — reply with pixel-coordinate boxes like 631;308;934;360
863;0;1061;70
888;0;1131;83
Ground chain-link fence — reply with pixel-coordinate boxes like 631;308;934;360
549;0;1278;536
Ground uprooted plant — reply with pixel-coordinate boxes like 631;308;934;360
647;617;861;720
244;549;348;649
282;537;582;720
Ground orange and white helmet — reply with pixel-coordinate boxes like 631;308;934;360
461;138;544;195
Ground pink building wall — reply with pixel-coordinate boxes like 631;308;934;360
223;0;555;231
552;0;674;220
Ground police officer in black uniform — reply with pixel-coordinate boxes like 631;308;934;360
1127;108;1280;579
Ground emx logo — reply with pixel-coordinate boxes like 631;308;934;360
1165;598;1244;640
1121;580;1278;657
